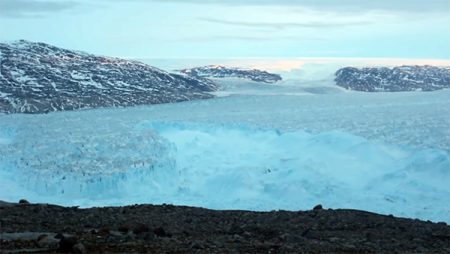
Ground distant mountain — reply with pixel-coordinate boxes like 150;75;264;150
335;66;450;92
179;65;282;83
0;40;217;114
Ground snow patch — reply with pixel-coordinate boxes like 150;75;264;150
0;92;11;98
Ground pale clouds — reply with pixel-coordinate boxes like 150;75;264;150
0;0;78;18
1;0;449;59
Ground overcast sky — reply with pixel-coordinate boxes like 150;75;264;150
1;0;449;59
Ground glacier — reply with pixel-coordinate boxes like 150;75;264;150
0;89;449;223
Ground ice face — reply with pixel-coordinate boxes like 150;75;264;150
1;120;450;222
145;122;450;222
0;90;449;222
0;122;177;202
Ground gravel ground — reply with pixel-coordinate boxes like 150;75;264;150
1;200;449;253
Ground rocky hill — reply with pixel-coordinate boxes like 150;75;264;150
0;40;217;114
179;65;282;83
335;65;450;92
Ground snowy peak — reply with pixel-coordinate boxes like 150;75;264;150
0;40;218;114
335;65;450;92
179;65;282;83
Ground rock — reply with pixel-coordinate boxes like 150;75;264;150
118;224;131;233
36;234;57;248
153;227;168;237
190;241;204;249
19;199;30;204
301;228;311;237
59;236;78;252
313;204;323;210
72;243;87;254
142;232;155;241
132;223;150;234
98;227;111;236
37;234;48;242
232;234;244;242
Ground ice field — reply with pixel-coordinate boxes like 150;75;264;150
1;77;450;223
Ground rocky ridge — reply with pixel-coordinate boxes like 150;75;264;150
179;65;282;83
0;40;217;114
335;65;450;92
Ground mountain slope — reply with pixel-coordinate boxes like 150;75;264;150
0;40;217;114
179;65;282;83
335;65;450;92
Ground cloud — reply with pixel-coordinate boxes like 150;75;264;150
0;0;78;18
210;35;325;41
144;0;450;13
199;17;370;30
176;34;327;42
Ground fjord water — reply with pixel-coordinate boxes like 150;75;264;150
0;62;449;223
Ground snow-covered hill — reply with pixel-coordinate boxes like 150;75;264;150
335;65;450;92
179;65;282;83
0;40;217;114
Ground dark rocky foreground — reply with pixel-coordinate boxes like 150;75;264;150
1;201;449;253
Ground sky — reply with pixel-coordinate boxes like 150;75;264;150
1;0;450;59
